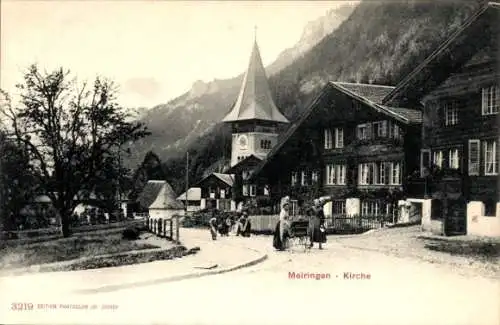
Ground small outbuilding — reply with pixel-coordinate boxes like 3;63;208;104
145;180;185;219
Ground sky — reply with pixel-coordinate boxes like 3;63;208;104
1;1;355;109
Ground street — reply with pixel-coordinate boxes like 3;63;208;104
1;231;499;325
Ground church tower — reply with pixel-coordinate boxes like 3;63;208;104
222;36;289;167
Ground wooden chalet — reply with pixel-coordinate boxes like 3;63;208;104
250;81;422;220
196;173;235;211
383;2;500;236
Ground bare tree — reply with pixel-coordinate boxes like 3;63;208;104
0;65;149;237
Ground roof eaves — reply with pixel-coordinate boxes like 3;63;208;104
382;3;491;105
330;82;411;124
249;83;334;179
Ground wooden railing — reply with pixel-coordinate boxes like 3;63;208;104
145;215;180;244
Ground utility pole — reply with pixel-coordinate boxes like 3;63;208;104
177;151;188;244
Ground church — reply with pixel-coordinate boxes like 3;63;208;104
196;36;289;214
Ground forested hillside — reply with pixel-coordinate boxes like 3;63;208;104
135;0;486;194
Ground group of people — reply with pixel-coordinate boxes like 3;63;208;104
273;196;327;251
209;210;251;240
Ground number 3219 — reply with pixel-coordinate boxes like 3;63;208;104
11;303;34;311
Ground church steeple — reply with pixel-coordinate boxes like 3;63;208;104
222;38;289;124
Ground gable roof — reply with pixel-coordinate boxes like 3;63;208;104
383;2;500;105
333;82;395;104
222;40;289;124
196;172;235;188
331;82;422;124
176;187;202;201
249;84;334;179
250;81;422;179
136;180;165;210
149;181;184;210
225;154;262;173
213;173;235;187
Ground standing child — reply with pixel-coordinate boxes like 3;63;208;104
209;217;217;240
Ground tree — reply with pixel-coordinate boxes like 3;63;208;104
0;65;149;237
0;130;39;231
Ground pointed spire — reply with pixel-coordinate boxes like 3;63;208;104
254;25;257;43
222;35;289;124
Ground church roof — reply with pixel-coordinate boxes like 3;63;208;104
222;41;289;124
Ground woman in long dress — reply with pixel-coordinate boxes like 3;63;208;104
273;197;291;250
209;217;218;240
309;199;327;249
237;211;251;237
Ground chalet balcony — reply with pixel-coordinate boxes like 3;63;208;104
351;136;404;148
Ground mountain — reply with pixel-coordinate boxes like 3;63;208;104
128;0;487;194
124;3;357;170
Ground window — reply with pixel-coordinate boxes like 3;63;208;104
420;149;431;177
324;129;333;149
332;200;346;215
482;85;499;115
242;185;249;196
260;139;272;149
448;149;460;169
357;124;369;140
291;172;298;186
391;123;402;139
390;162;401;185
335;128;344;148
373;121;387;138
242;171;249;180
311;171;319;183
376;162;387;185
301;171;308;186
468;140;480;175
263;185;270;196
444;101;458;126
290;200;299;216
484;140;498;175
361;201;380;216
326;164;346;185
249;185;257;197
433;151;443;168
220;189;225;199
358;163;370;185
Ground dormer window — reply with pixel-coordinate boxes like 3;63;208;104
482;85;499;115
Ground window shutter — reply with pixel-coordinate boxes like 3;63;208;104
420;149;431;177
366;124;372;139
468;140;480;175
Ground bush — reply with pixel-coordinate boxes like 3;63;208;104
122;227;140;240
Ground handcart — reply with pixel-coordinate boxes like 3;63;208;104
289;219;311;252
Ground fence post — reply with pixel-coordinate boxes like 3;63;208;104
158;219;163;237
170;219;173;239
175;215;180;244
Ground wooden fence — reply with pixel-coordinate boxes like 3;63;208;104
249;214;394;234
0;220;146;244
145;215;180;243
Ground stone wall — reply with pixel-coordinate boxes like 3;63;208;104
467;202;500;237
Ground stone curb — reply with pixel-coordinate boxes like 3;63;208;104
0;245;186;277
73;252;268;294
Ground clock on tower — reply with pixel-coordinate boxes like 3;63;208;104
222;38;289;167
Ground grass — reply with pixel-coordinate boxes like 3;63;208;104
0;231;159;270
424;239;500;263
